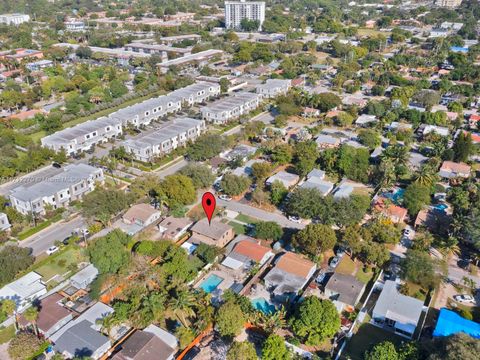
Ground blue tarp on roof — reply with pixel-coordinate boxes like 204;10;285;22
433;308;480;338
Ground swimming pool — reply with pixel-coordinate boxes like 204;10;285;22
383;188;405;205
251;298;276;314
199;274;224;293
433;203;448;212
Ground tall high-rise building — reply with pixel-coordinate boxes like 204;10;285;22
225;1;265;31
435;0;463;8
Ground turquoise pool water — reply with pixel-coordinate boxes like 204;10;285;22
251;298;276;314
383;188;405;205
200;274;223;293
433;203;448;212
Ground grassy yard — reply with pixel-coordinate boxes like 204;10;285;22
0;325;15;344
228;221;246;235
336;256;356;275
343;323;407;360
356;266;375;284
357;28;390;37
34;247;87;282
235;213;258;224
403;281;428;302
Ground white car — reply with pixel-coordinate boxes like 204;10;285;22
46;246;59;255
288;216;302;223
218;194;232;201
453;294;475;304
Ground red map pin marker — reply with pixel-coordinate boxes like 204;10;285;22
202;192;216;224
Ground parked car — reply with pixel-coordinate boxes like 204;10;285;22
288;216;301;223
330;256;340;268
453;294;475;304
315;272;326;284
403;228;413;238
52;162;61;169
218;194;232;201
62;236;71;245
46;246;59;255
335;247;346;257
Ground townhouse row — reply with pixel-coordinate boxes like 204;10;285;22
9;163;104;215
122;117;206;162
41;82;221;155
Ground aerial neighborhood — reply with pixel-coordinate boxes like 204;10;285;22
0;0;480;360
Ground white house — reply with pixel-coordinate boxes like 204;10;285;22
372;280;424;339
69;264;99;290
0;212;11;231
256;79;291;98
0;272;47;312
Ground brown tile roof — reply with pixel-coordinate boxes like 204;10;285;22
34;293;71;333
232;240;271;262
112;330;175;360
123;203;159;223
374;197;408;222
276;252;315;279
9;109;44;121
440;161;471;174
191;218;232;240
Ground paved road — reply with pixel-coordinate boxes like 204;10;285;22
19;216;85;256
217;199;305;229
153;158;189;179
447;254;480;287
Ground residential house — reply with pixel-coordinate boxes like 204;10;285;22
333;182;354;200
439;161;471;179
123;204;161;227
0;272;47;312
468;114;480;128
26;59;53;72
374;197;408;223
112;325;178;360
265;171;300;189
123;118;206;162
224;144;258;162
264;252;316;303
51;302;115;360
315;134;341;149
69;264;99;290
189;218;235;248
372;280;424;339
0;212;11;231
200;92;262;124
157;216;193;242
324;273;366;312
221;239;274;270
417;124;449;137
302;107;320;117
256;79;291;98
9;164;104;215
19;293;73;339
0;13;30;25
355;114;378;127
300;169;334;196
0;48;43;61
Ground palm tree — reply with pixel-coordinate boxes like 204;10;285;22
414;165;439;188
97;314;118;340
255;306;287;334
23;306;39;337
1;300;17;330
167;289;196;327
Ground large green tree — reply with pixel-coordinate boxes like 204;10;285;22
179;163;215;189
88;229;131;274
255;221;283;241
262;334;290;360
290;296;340;346
453;132;473;163
402;249;438;289
292;224;337;257
293;141;319;177
160;174;196;206
403;183;431;216
0;246;34;286
215;301;246;338
227;341;257;360
221;174;251;196
365;341;398;360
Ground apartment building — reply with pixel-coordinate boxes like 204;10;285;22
124;42;191;62
41;82;220;155
9;164;104;215
225;1;265;31
200;91;262;124
435;0;462;8
122;118;206;162
0;13;30;26
256;79;291;98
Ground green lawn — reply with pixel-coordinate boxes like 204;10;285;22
34;247;87;282
0;325;15;344
17;213;63;240
343;323;407;360
235;213;258;224
336;256;356;275
228;221;246;235
356;267;375;284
